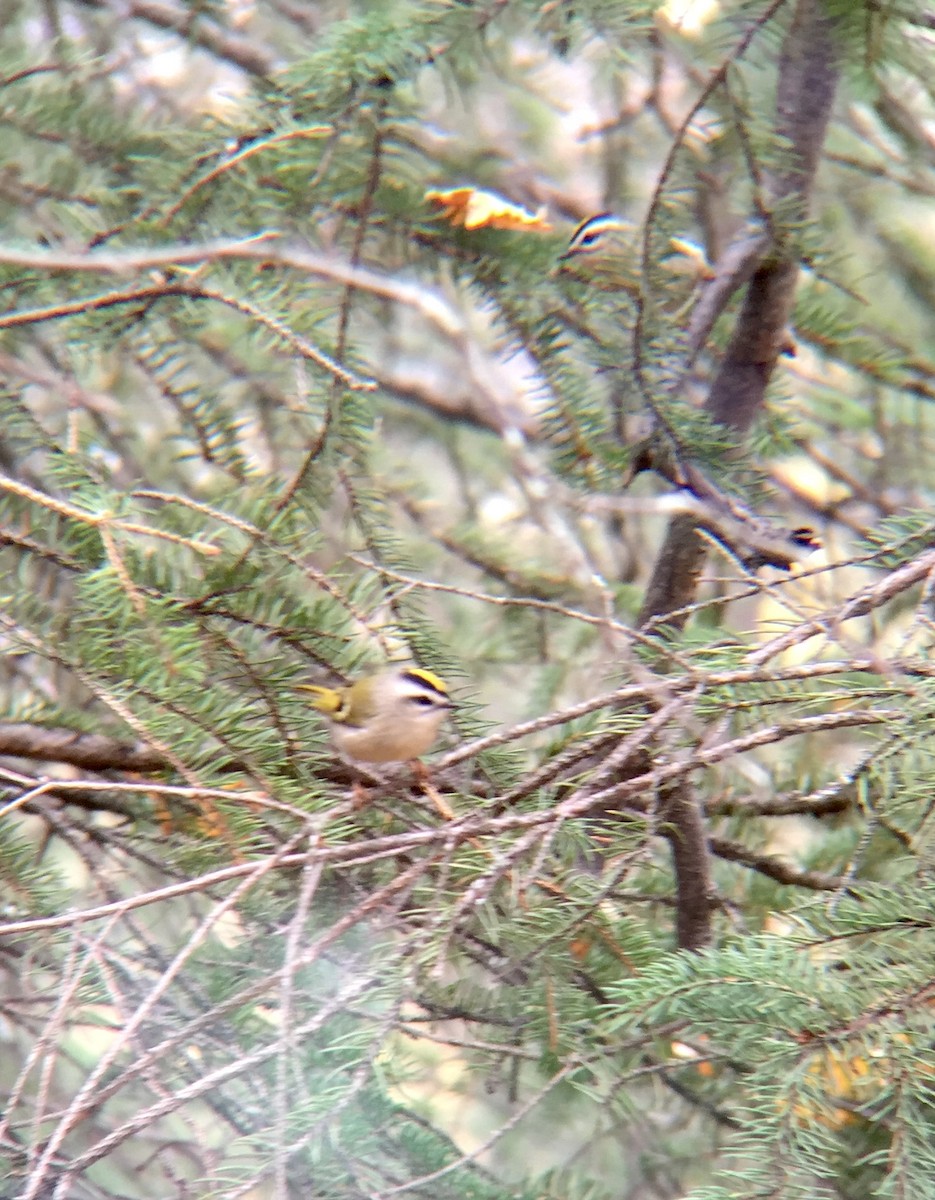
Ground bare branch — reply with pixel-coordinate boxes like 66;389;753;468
73;0;278;76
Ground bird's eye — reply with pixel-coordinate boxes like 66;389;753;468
409;695;436;708
579;232;599;247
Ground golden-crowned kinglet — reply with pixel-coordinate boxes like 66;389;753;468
299;667;452;764
558;214;714;295
557;213;641;294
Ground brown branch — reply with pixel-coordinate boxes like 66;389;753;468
0;280;374;390
0;232;281;272
685;227;771;363
633;1;846;951
641;0;843;632
0;724;168;773
73;0;277;76
709;835;847;891
276;101;388;514
749;549;935;665
371;365;541;438
661;787;717;949
1;646;922;783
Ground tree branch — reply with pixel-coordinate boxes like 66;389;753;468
633;1;845;951
0;724;167;773
640;0;843;631
74;0;277;76
709;835;848;891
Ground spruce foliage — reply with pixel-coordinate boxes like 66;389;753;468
0;2;933;1198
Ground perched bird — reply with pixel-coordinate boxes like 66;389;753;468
557;213;641;295
675;485;822;572
559;215;716;310
299;666;452;764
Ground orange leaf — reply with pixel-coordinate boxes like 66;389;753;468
425;186;552;232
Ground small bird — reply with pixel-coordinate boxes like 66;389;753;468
559;215;716;307
557;213;641;294
299;666;452;764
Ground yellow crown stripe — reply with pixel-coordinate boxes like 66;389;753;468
401;668;448;696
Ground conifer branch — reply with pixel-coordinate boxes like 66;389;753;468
641;0;844;631
0;232;281;272
0;654;923;777
73;0;278;76
3;4;932;1193
709;835;847;891
158;129;330;225
0;282;376;390
633;0;848;951
0;471;220;555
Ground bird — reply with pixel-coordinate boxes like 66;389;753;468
557;213;641;295
558;214;715;306
299;666;452;764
